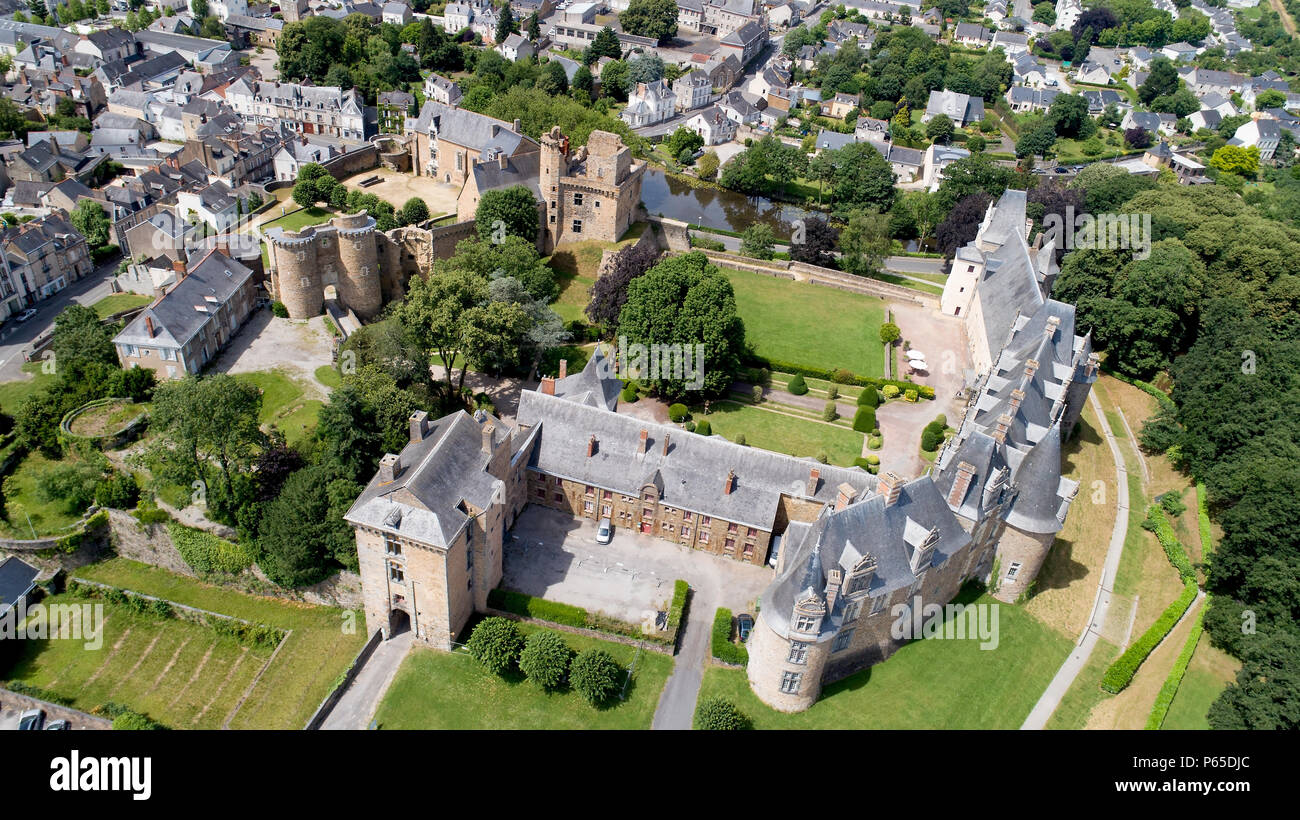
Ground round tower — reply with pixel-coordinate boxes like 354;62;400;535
268;228;323;318
334;211;382;320
746;606;834;713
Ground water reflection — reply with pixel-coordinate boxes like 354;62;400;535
639;168;823;241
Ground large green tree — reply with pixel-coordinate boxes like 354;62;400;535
475;185;539;244
620;0;678;44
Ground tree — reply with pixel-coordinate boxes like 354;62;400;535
740;223;776;260
569;648;622;704
52;303;116;383
695;697;751;729
1210;144;1259;178
200;15;223;38
460;299;534;374
585;240;660;328
789;216;840;268
527;11;540;41
495;4;517;44
823;142;897;217
838;209;892;278
396;266;488;392
1138;57;1179;105
400;197;429;225
625;53;665;88
925;113;954;144
467;617;524;675
1016;122;1057;159
518;630;572;690
475;185;539;244
190;0;207;17
572;65;594;100
70;199;110;247
1047;93;1092;138
1123;127;1152;149
620;0;678;44
935;191;992;256
599;59;630;101
1254;88;1286;110
257;464;360;585
880;322;901;345
1032;1;1056;25
665;126;704;161
588;26;622;61
897;190;943;247
696;150;720;181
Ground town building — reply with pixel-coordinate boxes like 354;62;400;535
0;210;93;317
224;79;367;141
621;80;677;128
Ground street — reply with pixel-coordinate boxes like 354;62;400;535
0;257;123;383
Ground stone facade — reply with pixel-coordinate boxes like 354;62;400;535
538;128;645;252
264;212;384;320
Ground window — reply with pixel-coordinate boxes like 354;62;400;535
1006;561;1022;581
553;491;564;502
553;476;563;486
699;532;710;544
701;516;712;526
845;599;863;622
681;527;692;540
594;199;600;208
870;595;887;615
728;522;738;534
602;490;612;500
661;522;674;536
585;485;595;496
602;504;612;516
642;508;654;520
847;572;870;594
787;641;809;664
384;535;401;556
779;671;802;694
571;220;582;233
573;192;583;206
683;511;692;521
795;614;817;633
388;563;404;583
534;487;545;499
833;629;855;652
724;538;736;553
643;491;655;501
584;500;594;513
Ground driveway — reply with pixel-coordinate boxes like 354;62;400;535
320;629;412;730
0;692;111;731
0;256;122;382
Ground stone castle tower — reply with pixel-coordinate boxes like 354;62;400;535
537;126;645;253
264;211;383;320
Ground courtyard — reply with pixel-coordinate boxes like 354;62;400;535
336;168;461;218
503;505;772;626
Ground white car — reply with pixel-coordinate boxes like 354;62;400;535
16;308;37;322
595;517;612;544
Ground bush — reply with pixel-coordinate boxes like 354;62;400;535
822;401;837;421
467;617;524;676
689;233;726;251
921;429;941;451
710;607;749;665
569;648;623;705
695;697;751;730
857;387;879;407
830;368;855;384
518;630;572;690
904;388;918;402
787;374;808;395
668;403;689;423
882;384;900;399
1145;505;1196;584
270;301;289;318
1160;491;1187;518
684;421;696;432
752;385;763;404
867;434;882;450
879;322;901;344
666;580;690;635
488;588;587;628
695;419;712;436
826;385;839;400
852;406;876;433
620;383;638;403
94;472;139;509
1101;582;1198;694
167;523;253;575
866;454;879;465
734;433;746;446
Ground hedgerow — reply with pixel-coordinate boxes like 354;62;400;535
1145;597;1208;730
1142;505;1196;584
744;357;935;399
167;523;253;575
1195;482;1214;558
1101;581;1198;694
711;607;748;665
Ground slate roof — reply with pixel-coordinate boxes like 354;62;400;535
551;346;621;410
0;556;39;613
815;128;856;152
413;100;537;159
113;250;254;350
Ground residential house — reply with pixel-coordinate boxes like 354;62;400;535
424;73;463;107
674;70;714;112
720;20;768;68
685;105;738;145
1005;85;1059;113
924;89;984;126
498;33;535;62
621;80;677;128
0;210;93;311
225;79;367;141
176;181;239;234
1228;116;1281;161
953;22;991;48
820;92;860;120
378;90;415;134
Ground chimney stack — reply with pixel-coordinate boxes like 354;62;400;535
947;461;976;508
514;118;521;133
835;482;857;511
824;569;842;613
558;359;567;380
377;453;401;484
409;410;428;443
806;467;820;497
1024;359;1039;379
587;435;597;458
878;472;904;507
993;413;1012;443
217;237;230;257
173;257;186;277
144;315;155;338
1009;388;1025;413
638;428;648;455
481;423;495;454
540;375;555;395
724;470;735;495
662;433;670;456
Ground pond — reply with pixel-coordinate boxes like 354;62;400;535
639;168;825;241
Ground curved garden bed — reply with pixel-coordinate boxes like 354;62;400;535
59;397;149;450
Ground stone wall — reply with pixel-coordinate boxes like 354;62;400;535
321;144;380;180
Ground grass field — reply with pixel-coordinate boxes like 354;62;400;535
698;401;865;466
7;592;273;729
720;266;886;376
547;224;646;324
372;624;673;730
0;452;89;538
1162;635;1239;730
697;586;1072;729
72;558;368;730
234;370;322;446
90;293;152;320
260;206;336;233
314;364;342;390
0;362;57;411
1044;638;1120;729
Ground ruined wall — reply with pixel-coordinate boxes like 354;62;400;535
322;144;380;180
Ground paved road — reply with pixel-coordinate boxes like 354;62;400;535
651;584;716;730
1020;389;1130;729
0;257;122;382
320;629;413;730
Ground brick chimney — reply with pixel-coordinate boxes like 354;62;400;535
173;257;186;278
637;428;648;455
662;433;671;456
144;315;155;337
806;468;820;496
216;237;230;257
540;375;555;395
481;423;495;454
1023;359;1039;379
558;359;567;380
835;482;857;511
993;413;1012;443
824;568;842;613
878;472;904;507
724;470;735;495
586;435;597;457
377;453;401;484
1009;388;1025;413
409;410;428;443
947;461;976;508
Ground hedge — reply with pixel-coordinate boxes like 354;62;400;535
668;403;689;422
167;523;253;575
1195;482;1214;558
852;406;876;433
1102;367;1176;413
695;419;712;436
1143;505;1196;584
745;356;935;399
1101;581;1198;694
666;580;690;637
857;387;879;407
711;607;748;665
787;374;808;395
488;587;681;647
1145;597;1207;730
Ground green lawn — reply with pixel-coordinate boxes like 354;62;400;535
697;586;1072;729
0;451;89;538
73;558;368;730
6;592;272;729
89;293;152;320
259;206;336;233
698;401;864;466
372;625;673;729
234;370;321;445
1044;638;1120;729
721;266;886;377
0;361;57;411
547;223;649;325
314;364;342;390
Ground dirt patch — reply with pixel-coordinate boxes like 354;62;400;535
68;400;145;438
337;168;461;217
211;311;335;401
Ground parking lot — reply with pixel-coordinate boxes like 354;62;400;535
0;692;110;731
502;506;772;627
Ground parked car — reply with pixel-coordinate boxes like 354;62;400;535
44;719;70;730
595;517;613;545
18;709;44;730
736;612;755;643
16;308;36;322
1055;166;1068;174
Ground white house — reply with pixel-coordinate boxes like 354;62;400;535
685;106;738;145
176;181;237;233
621;80;677;128
1228;117;1281;160
382;2;413;25
497;33;534;62
208;0;249;21
424;73;462;106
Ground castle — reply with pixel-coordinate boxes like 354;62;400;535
344;188;1096;713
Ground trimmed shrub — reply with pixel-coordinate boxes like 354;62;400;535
1146;598;1207;730
695;697;751;730
787;374;808;395
826;385;839;400
734;433;747;446
822;401;837;421
933;413;947;428
831;368;855;384
744;357;935;399
866;454;879;465
695;419;712;436
488;588;587;628
666;580;690;636
852;406;876;433
904;388;918;402
752;385;764;404
518;630;572;691
857;388;879;407
167;523;253;575
1144;505;1196;584
1101;582;1198;694
620;384;638;403
711;607;749;665
882;384;900;399
570;648;623;705
467;617;524;676
1160;491;1186;518
668;403;689;422
685;421;696;432
921;429;941;451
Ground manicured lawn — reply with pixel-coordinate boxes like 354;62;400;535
260;206;336;233
6;592;271;729
314;364;342;390
1162;637;1239;730
0;362;57;411
90;292;152;319
697;587;1073;729
720;266;886;377
372;625;673;729
0;452;89;538
698;401;864;466
234;370;321;445
73;558;368;730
